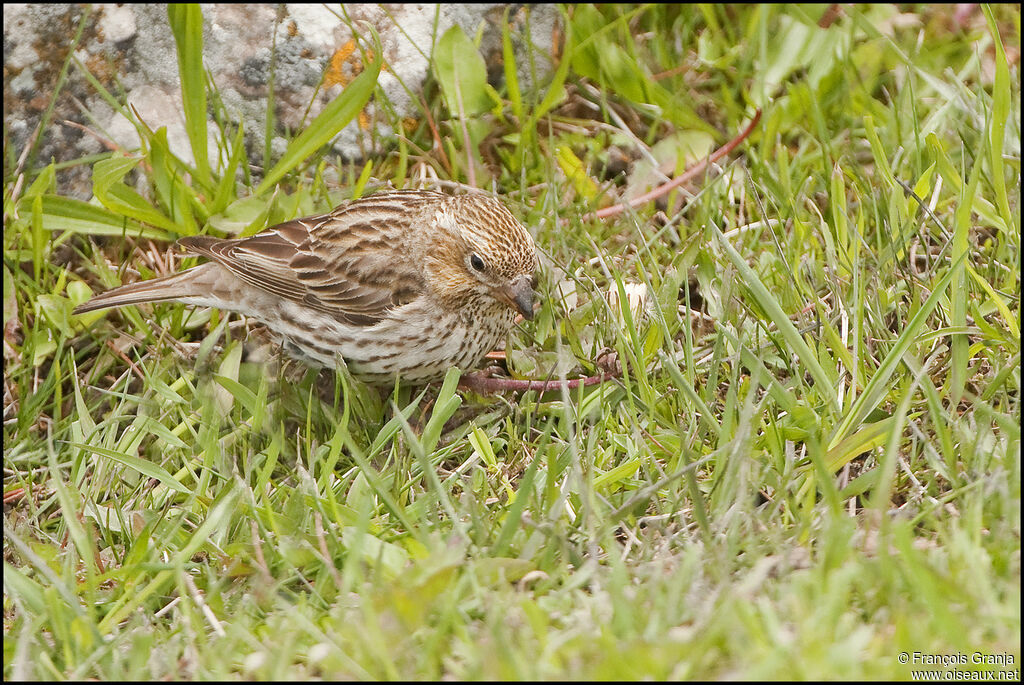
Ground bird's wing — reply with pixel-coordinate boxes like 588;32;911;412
178;191;441;326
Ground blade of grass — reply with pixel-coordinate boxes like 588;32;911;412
66;442;192;495
981;5;1014;233
712;221;839;412
501;8;523;122
92;156;184;233
97;487;239;634
167;4;213;191
828;250;969;451
950;130;986;404
24;195;174;241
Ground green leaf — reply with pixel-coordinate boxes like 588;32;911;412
206;194;275;236
352;159;374;200
2;563;47;614
433;25;491;117
212;123;247;214
2;264;16;334
533;21;573;121
420;367;463;457
950;138;986;403
31;194;44;282
471;557;534;585
555;146;599;200
23;163;56;199
341;527;409;579
146;127;200;235
593;457;641;492
825;414;908;472
213;373;259;418
92;156;183;232
35;294;74;339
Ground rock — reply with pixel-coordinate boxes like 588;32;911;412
3;3;560;198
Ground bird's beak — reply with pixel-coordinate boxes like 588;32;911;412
497;274;535;320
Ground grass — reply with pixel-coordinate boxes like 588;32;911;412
3;3;1020;680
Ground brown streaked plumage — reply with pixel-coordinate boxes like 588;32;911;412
74;189;538;383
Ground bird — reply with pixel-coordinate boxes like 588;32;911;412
74;189;539;384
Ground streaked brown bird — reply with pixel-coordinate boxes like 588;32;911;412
74;189;538;384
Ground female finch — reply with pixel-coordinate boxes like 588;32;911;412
74;190;539;384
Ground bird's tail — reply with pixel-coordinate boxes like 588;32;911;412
73;264;214;314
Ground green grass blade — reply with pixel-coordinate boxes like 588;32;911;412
92;157;183;233
67;442;192;495
532;16;572;122
23;195;174;241
167;4;213;190
982;5;1014;233
712;222;839;411
254;39;382;196
501;8;523;122
828;250;969;451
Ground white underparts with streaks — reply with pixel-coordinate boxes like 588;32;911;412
178;278;516;383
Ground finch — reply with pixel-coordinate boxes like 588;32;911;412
74;190;538;384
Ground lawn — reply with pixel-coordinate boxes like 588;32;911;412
3;4;1020;680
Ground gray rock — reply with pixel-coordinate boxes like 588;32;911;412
3;3;560;198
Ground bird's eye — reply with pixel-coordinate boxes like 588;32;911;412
470;254;486;272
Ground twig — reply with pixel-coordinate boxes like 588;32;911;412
650;64;690;81
4;487;26;506
458;370;617;394
61;118;119;152
817;4;844;28
419;94;453;177
4;117;43;223
572;108;762;224
105;339;147;383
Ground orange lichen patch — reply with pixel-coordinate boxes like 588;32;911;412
357;110;371;131
324;39;360;88
324;38;390;90
85;52;125;89
364;50;387;72
337;39;357;62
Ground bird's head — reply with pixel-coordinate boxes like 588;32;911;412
425;194;538;320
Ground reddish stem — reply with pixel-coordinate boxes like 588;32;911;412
458;371;617;394
465;111;762;394
573;108;762;224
